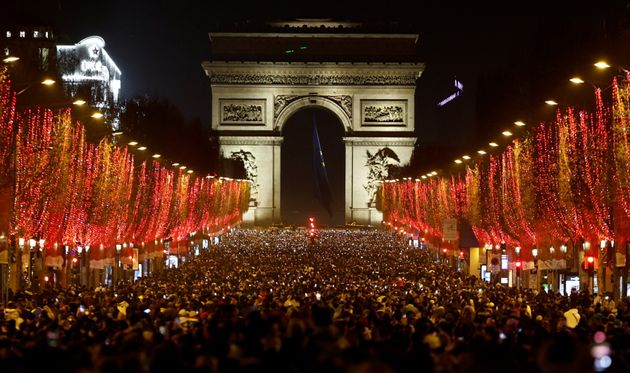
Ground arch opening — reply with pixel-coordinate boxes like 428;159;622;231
281;107;345;226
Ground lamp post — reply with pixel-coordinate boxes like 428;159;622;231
31;238;44;290
77;246;83;287
0;233;8;306
532;247;539;291
85;245;90;288
28;238;36;288
515;246;521;289
115;244;122;285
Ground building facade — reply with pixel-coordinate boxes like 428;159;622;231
57;36;122;109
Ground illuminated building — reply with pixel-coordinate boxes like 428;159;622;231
57;36;122;109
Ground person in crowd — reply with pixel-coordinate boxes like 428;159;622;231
1;228;629;372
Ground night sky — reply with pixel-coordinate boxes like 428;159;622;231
4;0;630;224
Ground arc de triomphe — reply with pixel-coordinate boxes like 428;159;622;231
202;20;424;226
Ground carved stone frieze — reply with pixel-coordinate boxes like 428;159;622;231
342;137;417;147
219;136;284;146
209;73;417;86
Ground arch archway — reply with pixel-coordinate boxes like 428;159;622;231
281;107;345;226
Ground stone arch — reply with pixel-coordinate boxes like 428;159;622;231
275;96;352;133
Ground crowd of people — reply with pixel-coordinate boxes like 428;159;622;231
1;227;630;372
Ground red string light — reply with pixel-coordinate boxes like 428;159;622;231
0;70;250;262
381;76;630;260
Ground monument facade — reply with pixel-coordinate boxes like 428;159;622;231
202;20;424;226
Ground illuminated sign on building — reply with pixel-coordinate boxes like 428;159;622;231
57;36;121;108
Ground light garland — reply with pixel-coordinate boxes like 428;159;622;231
380;76;630;260
0;70;250;262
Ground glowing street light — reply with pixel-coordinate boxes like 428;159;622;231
477;150;487;155
489;142;499;147
569;77;585;84
91;112;104;119
128;141;138;146
73;99;86;106
41;78;56;86
454;159;463;164
2;56;20;63
137;146;147;151
514;121;526;127
594;61;610;69
172;163;180;167
462;155;471;160
112;131;123;136
502;130;513;137
152;154;161;159
545;100;558;106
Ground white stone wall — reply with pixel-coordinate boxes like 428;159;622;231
344;138;415;225
219;137;282;226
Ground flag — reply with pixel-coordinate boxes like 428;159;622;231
312;112;333;216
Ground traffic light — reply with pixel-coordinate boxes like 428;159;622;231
515;260;522;275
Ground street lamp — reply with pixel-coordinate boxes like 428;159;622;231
2;56;19;63
16;78;56;95
115;243;122;285
532;247;539;290
569;77;585;84
28;238;36;288
77;246;83;286
84;245;90;287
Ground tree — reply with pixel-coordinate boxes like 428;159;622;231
118;96;230;175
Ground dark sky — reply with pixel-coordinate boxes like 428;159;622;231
4;0;630;223
5;0;628;149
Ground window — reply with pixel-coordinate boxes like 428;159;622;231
3;48;9;57
45;31;49;39
5;31;11;38
19;31;25;38
33;30;40;38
